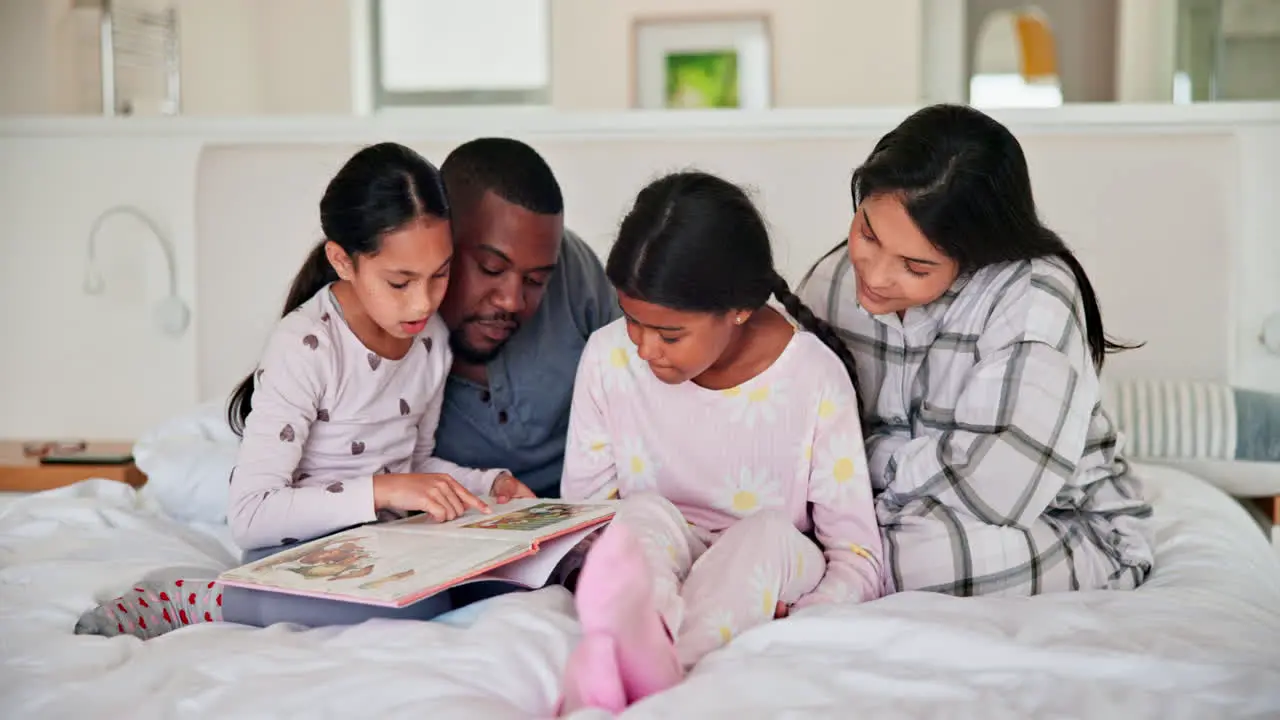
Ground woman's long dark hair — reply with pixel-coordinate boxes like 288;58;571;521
607;171;860;395
804;103;1140;370
227;142;449;436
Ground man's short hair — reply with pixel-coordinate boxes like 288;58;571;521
441;137;564;216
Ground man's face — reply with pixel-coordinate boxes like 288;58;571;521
438;190;563;364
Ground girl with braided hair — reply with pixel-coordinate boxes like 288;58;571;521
554;171;882;714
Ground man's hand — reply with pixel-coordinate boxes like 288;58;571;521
373;473;491;522
491;473;536;503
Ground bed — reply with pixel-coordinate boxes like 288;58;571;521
7;124;1280;715
2;461;1278;719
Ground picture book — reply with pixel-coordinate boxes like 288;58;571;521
217;498;616;608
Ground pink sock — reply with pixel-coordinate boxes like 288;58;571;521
573;522;683;704
558;633;626;715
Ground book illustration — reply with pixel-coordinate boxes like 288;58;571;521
222;528;521;605
461;502;603;533
249;535;377;582
219;498;617;607
358;569;417;591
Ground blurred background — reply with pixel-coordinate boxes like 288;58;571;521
0;0;1277;443
2;0;1278;118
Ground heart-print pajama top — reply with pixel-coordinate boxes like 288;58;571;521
227;285;505;551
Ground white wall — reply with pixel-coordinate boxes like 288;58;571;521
0;0;58;114
0;133;202;439
0;0;96;115
177;0;264;115
920;0;968;105
1;0;925;115
8;0;1250;114
550;0;923;109
176;0;354;115
0;0;355;116
10;0;1272;116
1;104;1278;441
1116;0;1178;102
256;0;354;114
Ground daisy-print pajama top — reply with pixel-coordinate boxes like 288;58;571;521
560;318;885;620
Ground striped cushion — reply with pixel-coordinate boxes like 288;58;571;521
1104;379;1280;463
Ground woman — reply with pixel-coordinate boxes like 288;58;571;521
799;104;1154;596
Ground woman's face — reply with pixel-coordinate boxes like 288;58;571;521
847;193;959;316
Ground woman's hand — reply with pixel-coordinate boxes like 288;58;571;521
373;473;491;522
491;473;536;503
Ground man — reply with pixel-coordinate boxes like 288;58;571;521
435;138;620;498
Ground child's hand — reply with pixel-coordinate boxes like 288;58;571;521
491;473;536;503
373;473;491;522
774;602;790;619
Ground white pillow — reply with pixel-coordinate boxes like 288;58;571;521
134;401;238;525
1138;458;1280;499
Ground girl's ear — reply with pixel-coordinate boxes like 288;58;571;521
324;240;355;281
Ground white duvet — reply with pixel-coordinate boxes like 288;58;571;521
2;464;1279;719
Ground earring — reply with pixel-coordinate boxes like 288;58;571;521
735;316;745;325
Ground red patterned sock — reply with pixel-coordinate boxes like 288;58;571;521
75;579;224;640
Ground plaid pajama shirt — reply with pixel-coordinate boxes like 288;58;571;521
800;251;1154;596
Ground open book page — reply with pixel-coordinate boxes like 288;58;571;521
465;523;604;590
217;527;524;607
386;498;616;545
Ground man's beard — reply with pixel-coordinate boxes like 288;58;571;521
448;317;520;365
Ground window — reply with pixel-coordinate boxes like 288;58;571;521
372;0;550;108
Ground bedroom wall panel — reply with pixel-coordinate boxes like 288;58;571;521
0;135;202;438
193;131;1239;404
0;105;1275;439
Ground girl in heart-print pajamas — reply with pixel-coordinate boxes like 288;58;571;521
75;142;533;640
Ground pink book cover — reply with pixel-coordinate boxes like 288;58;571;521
218;499;616;608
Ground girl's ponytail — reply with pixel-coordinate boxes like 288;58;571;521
226;141;449;437
227;241;337;436
772;273;862;406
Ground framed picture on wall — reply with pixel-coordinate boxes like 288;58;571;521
631;15;773;110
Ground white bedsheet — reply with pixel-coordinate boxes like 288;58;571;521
2;464;1278;719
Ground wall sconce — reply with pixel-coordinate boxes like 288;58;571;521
1262;313;1280;356
84;204;190;337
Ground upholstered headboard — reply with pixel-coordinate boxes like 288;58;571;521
195;131;1237;402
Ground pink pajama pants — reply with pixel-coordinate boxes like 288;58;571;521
612;493;827;668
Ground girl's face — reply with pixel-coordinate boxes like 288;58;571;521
617;292;744;386
328;217;454;340
847;193;959;316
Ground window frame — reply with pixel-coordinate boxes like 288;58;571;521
369;0;551;109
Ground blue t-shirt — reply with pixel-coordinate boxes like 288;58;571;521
433;230;621;497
